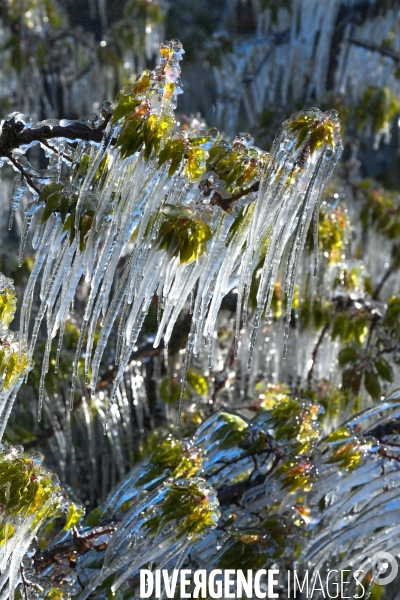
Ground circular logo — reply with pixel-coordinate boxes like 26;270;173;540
371;551;398;586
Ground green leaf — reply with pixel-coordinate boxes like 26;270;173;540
187;369;208;396
338;347;358;367
342;367;362;395
63;502;84;530
112;95;140;123
168;145;185;177
59;195;69;223
375;358;393;382
39;182;64;204
364;369;381;400
331;313;349;342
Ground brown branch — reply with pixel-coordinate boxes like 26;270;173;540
210;181;260;212
206;448;272;480
16;120;108;149
307;322;330;385
20;566;29;600
349;37;400;64
0;116;110;159
33;523;118;574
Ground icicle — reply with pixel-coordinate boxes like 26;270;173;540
312;200;320;277
19;216;58;362
18;206;34;266
54;316;67;374
38;327;53;421
8;174;26;230
70;318;88;409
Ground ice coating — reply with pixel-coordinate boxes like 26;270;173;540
0;443;61;600
0;41;342;422
0;274;29;438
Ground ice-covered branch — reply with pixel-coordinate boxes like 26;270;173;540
0;39;342;424
0;115;109;159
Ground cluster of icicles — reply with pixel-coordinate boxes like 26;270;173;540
2;40;342;424
213;0;400;139
36;397;400;600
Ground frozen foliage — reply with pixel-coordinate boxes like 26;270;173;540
0;40;342;424
28;394;400;599
0;274;29;440
0;444;62;600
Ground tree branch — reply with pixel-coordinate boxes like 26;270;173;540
33;523;118;574
307;322;330;385
210;181;260;212
326;0;394;90
0;116;109;158
373;262;397;300
349;37;400;64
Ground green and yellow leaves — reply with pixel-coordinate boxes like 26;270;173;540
212;412;249;449
135;436;202;488
325;427;367;471
206;143;263;194
287;111;335;154
112;94;141;124
0;273;29;392
356;87;399;133
63;502;85;531
157;204;212;264
276;458;316;494
160;369;208;404
0;447;60;537
359;180;400;240
158;134;216;182
40;182;65;222
306;203;349;265
270;397;320;455
158;138;185;176
39;182;95;251
0;347;28;391
0;273;17;328
144;479;219;540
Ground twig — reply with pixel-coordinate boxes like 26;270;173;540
373;263;397;300
33;523;118;574
49;31;97;54
40;139;73;163
210;181;260;212
349;37;400;64
307;322;330;385
7;154;40;195
24;397;83;450
20;566;29;600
